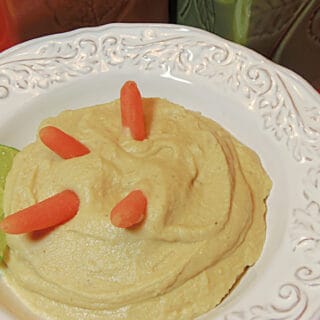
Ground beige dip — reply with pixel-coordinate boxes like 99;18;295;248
2;98;271;320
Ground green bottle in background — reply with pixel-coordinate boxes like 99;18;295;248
176;0;320;87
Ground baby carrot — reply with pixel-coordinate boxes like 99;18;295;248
0;190;80;234
110;190;147;228
39;126;90;159
120;81;146;141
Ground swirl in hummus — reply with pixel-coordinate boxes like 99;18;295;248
2;98;271;320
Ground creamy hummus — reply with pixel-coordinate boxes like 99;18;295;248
2;98;271;320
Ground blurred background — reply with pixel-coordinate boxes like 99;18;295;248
0;0;319;90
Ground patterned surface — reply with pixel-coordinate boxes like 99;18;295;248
308;4;320;44
273;0;320;87
176;0;307;55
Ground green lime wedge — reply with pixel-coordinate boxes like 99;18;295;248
0;144;19;261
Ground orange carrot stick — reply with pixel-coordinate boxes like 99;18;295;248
0;190;80;234
120;81;146;141
39;126;90;159
110;190;147;228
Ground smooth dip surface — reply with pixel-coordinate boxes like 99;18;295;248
2;98;271;320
